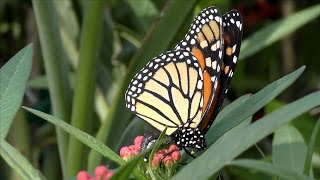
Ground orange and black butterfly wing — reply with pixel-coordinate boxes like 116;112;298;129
199;10;243;133
175;6;224;125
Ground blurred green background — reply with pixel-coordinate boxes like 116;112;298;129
0;0;319;179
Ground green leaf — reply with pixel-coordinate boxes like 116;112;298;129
304;118;320;175
229;159;312;180
0;44;33;140
240;4;320;59
27;73;75;89
173;91;320;179
0;140;45;180
215;94;251;123
22;107;125;167
206;66;306;146
126;0;158;31
273;125;308;174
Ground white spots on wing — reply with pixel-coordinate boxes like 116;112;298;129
190;39;196;45
219;50;222;59
197;80;203;89
211;40;221;52
212;60;217;70
233;56;238;63
236;21;240;28
232;44;237;53
205;57;211;67
214;16;220;22
230;18;235;24
143;69;148;73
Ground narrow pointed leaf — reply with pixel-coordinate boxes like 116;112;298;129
240;4;320;59
206;66;306;146
0;140;45;180
0;44;33;140
173;91;320;179
230;159;312;180
23;107;125;167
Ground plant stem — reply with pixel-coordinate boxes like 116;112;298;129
67;1;105;176
32;1;72;176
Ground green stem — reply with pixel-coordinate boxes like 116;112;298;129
67;1;105;176
32;1;72;176
303;117;320;175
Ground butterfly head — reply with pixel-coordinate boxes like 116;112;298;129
174;124;207;150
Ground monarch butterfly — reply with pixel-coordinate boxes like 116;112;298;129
125;6;243;153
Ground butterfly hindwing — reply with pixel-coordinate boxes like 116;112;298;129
199;10;243;133
125;50;204;136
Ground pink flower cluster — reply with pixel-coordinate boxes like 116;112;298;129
119;136;144;161
152;144;180;168
77;166;112;180
119;135;181;168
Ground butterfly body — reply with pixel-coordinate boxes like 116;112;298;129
125;6;243;151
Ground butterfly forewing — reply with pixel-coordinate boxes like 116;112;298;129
125;50;204;136
199;10;243;133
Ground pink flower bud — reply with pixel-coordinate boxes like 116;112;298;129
77;171;91;180
120;146;130;158
134;136;144;150
94;165;108;178
105;172;113;179
163;156;174;167
152;153;164;168
168;144;179;152
171;151;181;161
